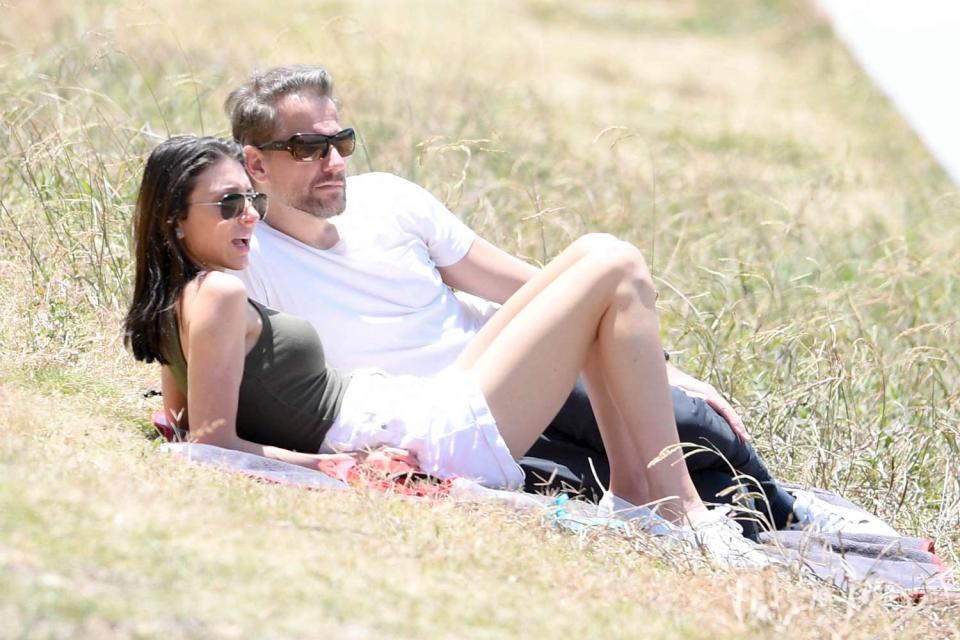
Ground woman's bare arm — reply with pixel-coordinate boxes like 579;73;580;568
179;271;350;470
160;365;188;429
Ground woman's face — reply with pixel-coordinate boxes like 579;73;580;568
176;158;260;272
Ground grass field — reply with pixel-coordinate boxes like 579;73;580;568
2;0;959;637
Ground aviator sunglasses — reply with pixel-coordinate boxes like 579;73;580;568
188;191;269;220
255;128;356;161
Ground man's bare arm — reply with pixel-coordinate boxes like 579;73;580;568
437;236;539;305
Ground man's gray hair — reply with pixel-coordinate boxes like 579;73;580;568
225;65;334;146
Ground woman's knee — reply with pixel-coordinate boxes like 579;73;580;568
567;233;621;262
571;235;649;274
568;235;656;302
602;242;656;303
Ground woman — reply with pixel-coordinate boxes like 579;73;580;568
122;136;868;568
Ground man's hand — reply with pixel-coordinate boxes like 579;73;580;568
666;363;750;442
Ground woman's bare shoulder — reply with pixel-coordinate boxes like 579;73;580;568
184;271;246;303
180;271;249;326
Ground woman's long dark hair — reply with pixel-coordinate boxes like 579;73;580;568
124;135;244;363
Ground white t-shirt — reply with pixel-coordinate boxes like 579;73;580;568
233;172;497;377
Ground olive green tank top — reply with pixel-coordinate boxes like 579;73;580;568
160;299;351;452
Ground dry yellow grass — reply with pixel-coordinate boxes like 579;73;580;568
3;386;958;638
2;0;960;636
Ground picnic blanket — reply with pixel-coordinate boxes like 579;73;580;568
155;415;956;599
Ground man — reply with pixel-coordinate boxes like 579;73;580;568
222;64;853;536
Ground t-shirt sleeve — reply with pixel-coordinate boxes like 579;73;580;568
393;175;476;267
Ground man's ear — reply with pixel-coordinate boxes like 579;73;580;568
244;145;268;184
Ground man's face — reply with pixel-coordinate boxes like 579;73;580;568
252;93;348;219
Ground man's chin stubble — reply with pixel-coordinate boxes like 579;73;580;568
290;192;346;219
311;198;346;219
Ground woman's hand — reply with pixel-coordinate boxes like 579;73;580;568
364;447;420;469
666;363;750;442
313;448;421;481
313;452;362;480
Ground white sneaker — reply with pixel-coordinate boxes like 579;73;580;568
789;490;899;537
680;507;773;569
599;495;772;568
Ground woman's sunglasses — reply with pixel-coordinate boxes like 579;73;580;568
189;192;269;220
255;128;356;162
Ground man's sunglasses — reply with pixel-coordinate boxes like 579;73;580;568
188;192;269;220
255;128;356;162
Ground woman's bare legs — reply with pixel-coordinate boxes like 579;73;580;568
454;234;706;524
579;350;653;505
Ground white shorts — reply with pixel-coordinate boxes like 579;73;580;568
322;369;525;489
